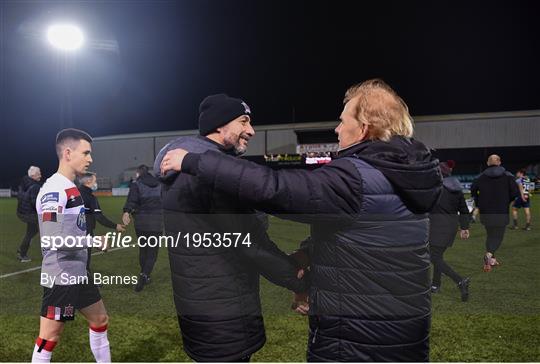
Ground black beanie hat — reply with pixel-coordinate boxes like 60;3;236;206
198;93;252;136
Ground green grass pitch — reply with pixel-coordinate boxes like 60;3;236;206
1;196;539;361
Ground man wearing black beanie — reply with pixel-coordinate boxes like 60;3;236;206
154;94;308;362
198;93;254;154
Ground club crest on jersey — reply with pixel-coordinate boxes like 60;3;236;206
76;207;86;231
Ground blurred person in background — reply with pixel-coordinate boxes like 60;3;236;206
471;155;520;272
428;160;471;301
510;169;532;231
78;172;125;273
16;165;42;262
122;165;163;292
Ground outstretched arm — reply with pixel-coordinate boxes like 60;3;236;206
162;149;363;222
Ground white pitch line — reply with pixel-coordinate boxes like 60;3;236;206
0;247;127;279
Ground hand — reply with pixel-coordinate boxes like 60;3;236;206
289;250;310;270
460;229;470;239
122;212;131;225
291;292;309;315
116;224;126;232
160;148;189;175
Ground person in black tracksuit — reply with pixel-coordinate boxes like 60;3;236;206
79;172;125;270
155;94;308;362
428;161;471;301
122;165;163;292
471;155;520;272
160;81;443;362
16;166;42;262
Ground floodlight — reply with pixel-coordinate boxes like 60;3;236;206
47;24;84;51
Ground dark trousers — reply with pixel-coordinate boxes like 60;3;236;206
484;226;506;254
430;245;463;287
86;229;95;270
136;230;160;276
18;222;39;256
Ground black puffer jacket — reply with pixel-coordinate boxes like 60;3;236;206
471;166;520;226
429;177;470;247
154;135;308;362
17;175;41;222
123;172;163;233
182;136;442;362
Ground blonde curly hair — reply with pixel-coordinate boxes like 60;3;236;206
344;79;414;141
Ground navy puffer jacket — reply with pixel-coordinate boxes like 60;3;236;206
17;175;41;222
182;136;442;362
154;135;308;362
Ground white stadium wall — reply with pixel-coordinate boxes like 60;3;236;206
413;111;540;149
91;110;540;187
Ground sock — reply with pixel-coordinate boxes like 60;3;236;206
32;337;57;363
89;325;111;363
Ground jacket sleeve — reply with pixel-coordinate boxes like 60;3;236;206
509;176;520;201
236;222;309;293
29;184;40;211
93;198;117;229
470;178;479;206
182;150;363;223
457;192;470;230
123;183;140;213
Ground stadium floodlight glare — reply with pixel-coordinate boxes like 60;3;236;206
47;24;84;51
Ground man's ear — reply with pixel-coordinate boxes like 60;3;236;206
64;147;72;162
358;122;369;141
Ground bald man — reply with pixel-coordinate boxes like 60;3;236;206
471;155;519;272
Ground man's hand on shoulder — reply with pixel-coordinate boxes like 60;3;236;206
160;148;189;175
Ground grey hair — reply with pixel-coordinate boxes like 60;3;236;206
27;166;40;177
78;172;96;185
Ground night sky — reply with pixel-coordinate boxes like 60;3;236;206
1;0;539;187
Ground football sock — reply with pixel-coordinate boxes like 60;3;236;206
89;324;111;363
32;337;57;363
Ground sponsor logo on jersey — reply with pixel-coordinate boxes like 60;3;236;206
41;192;59;204
42;205;58;212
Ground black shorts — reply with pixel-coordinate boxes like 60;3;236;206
513;196;531;208
40;281;101;322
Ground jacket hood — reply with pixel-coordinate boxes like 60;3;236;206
339;136;442;214
443;176;463;192
483;165;507;178
138;172;160;187
20;175;40;192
